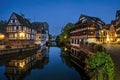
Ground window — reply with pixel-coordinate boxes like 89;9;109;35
11;19;15;23
32;35;34;39
12;27;13;31
24;27;26;30
72;39;74;44
9;34;13;38
77;39;79;44
15;33;17;38
28;34;30;38
10;20;13;23
13;19;15;23
14;26;16;30
15;19;17;23
7;27;9;31
19;26;21;30
9;27;11;31
26;34;28;38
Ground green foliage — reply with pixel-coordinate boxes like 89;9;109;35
59;23;74;43
0;20;7;31
85;52;114;80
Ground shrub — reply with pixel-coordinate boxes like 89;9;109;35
85;52;114;80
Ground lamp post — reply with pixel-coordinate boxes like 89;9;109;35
0;34;5;39
101;30;104;43
0;34;5;44
64;35;67;39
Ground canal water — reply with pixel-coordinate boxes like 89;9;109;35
0;46;86;80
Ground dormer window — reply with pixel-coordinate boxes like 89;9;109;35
13;19;15;23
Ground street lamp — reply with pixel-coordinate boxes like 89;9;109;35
64;35;67;39
107;35;110;43
64;47;67;51
0;34;5;39
101;30;103;33
101;30;104;43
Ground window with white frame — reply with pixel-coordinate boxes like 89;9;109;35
14;26;16;30
19;26;21;30
15;33;17;38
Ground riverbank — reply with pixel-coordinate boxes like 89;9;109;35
0;44;40;56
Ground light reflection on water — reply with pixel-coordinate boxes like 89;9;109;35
0;46;85;80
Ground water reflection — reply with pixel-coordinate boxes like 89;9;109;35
5;47;49;80
60;46;114;80
0;45;114;80
60;47;88;80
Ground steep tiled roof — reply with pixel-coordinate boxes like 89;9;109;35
31;22;49;30
37;29;46;34
12;12;36;29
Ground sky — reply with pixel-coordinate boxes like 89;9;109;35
0;0;120;35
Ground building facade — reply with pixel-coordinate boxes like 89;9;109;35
115;10;120;42
7;12;36;47
105;10;120;43
32;22;48;45
32;22;49;42
70;14;105;47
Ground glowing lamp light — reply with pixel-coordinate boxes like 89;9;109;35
64;47;67;51
0;34;5;39
107;35;110;42
115;34;117;37
101;30;103;33
19;62;25;68
64;35;67;39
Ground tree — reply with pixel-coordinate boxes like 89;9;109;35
0;20;7;32
59;23;74;44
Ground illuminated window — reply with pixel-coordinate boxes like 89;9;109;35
15;33;17;38
19;32;25;38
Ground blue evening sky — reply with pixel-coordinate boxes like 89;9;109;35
0;0;120;35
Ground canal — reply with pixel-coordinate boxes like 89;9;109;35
0;46;87;80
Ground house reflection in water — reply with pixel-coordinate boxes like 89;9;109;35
60;47;89;80
70;47;88;68
61;46;114;80
5;47;49;80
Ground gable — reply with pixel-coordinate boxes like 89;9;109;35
7;13;21;26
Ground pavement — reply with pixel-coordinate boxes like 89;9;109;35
103;44;120;80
